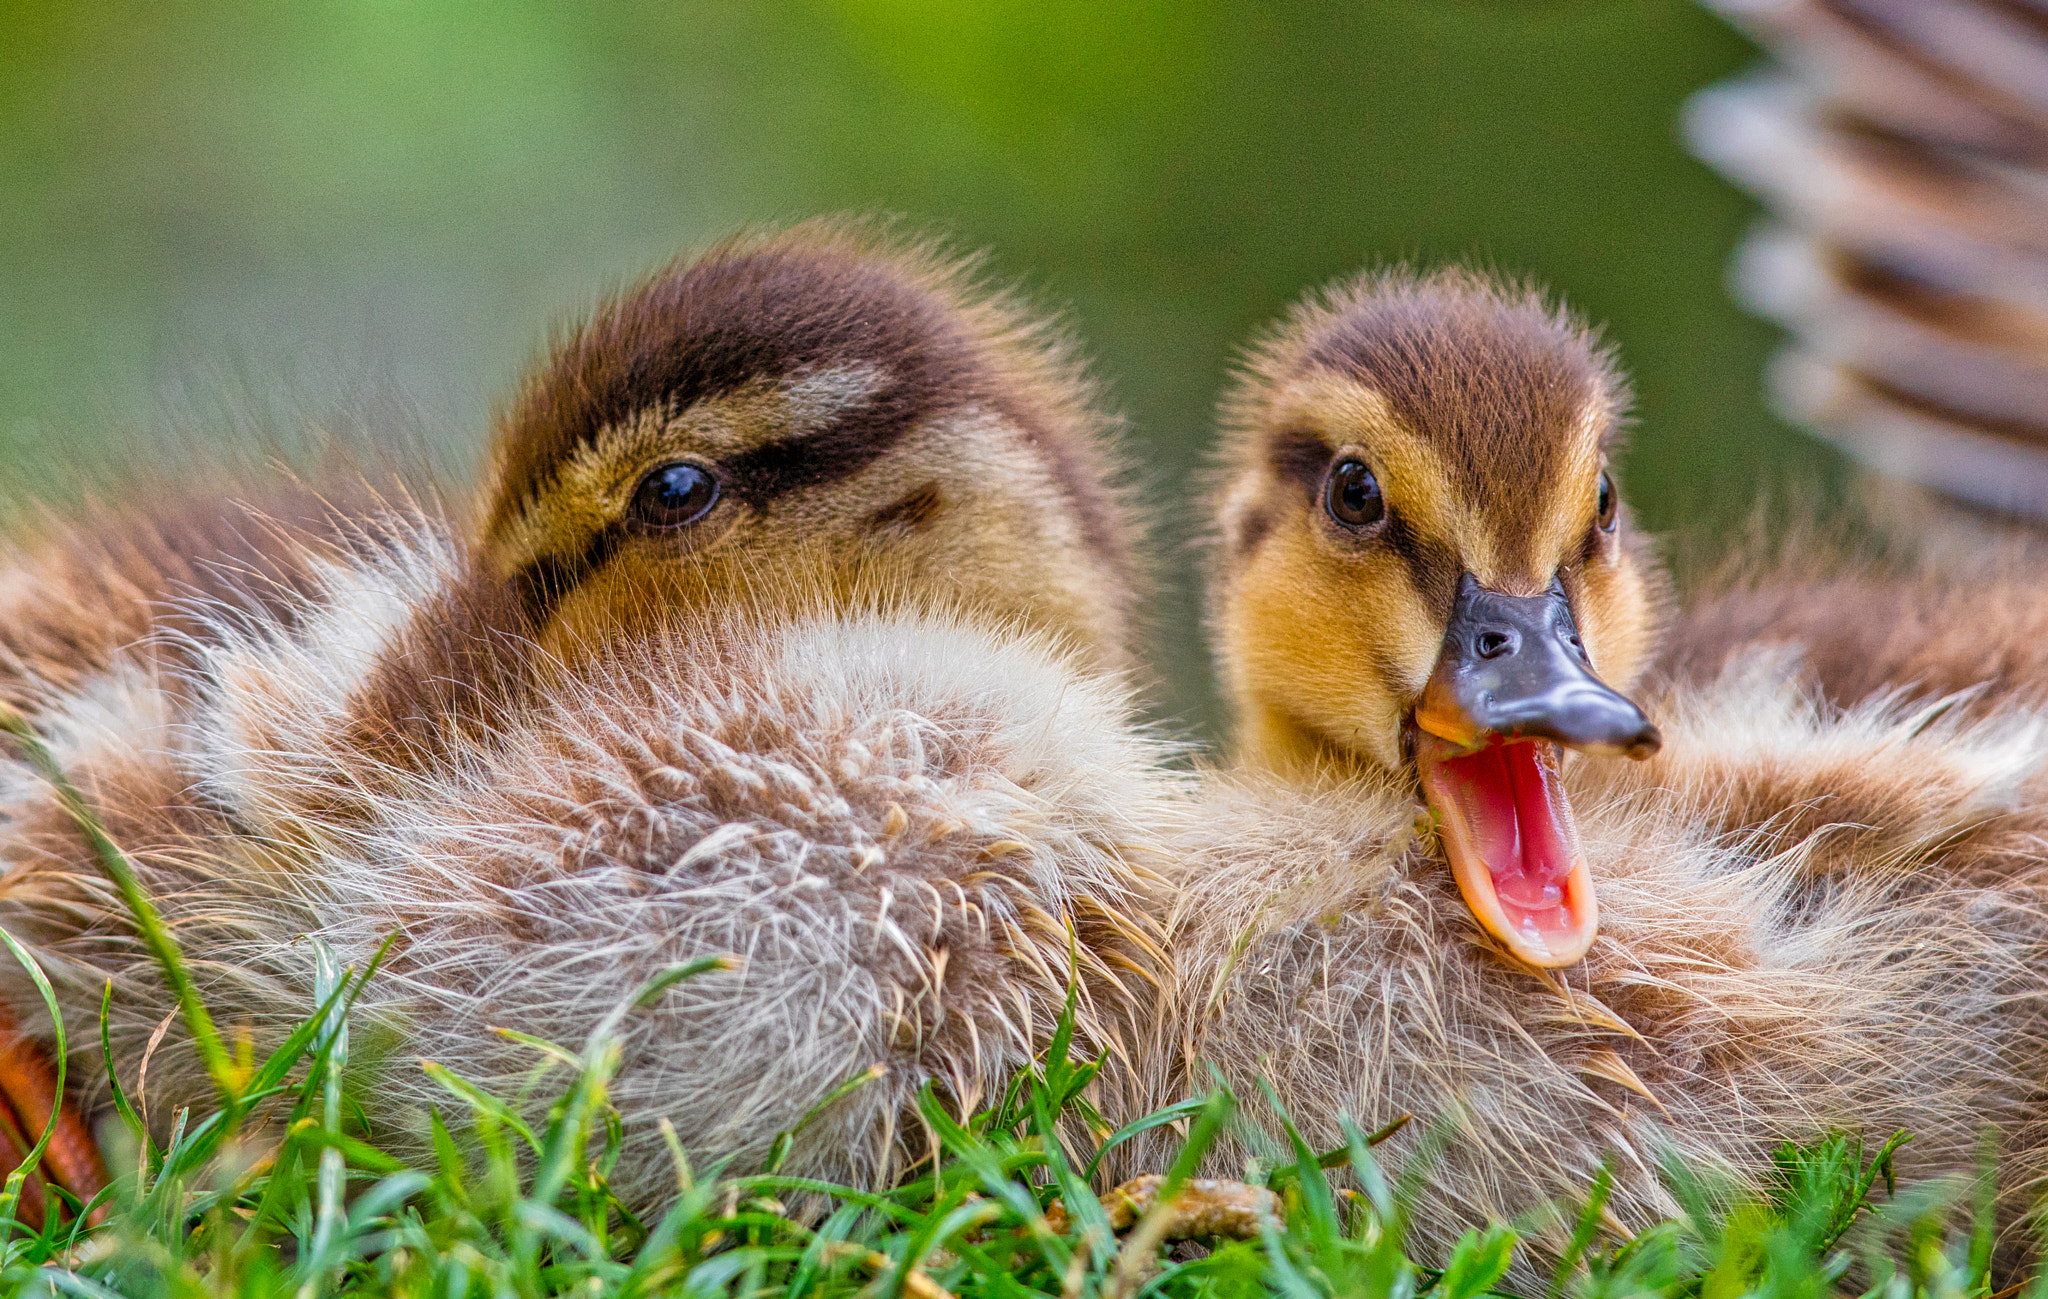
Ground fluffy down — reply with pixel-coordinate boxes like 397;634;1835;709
0;520;1182;1200
1665;538;2048;716
303;609;1181;1196
1158;647;2048;1279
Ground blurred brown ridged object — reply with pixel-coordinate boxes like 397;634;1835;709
1685;0;2048;517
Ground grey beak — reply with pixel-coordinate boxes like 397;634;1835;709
1416;573;1661;759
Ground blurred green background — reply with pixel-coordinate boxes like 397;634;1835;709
0;0;1828;734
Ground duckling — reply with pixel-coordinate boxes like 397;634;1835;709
1159;266;2048;1272
1207;265;1664;969
0;220;1181;1204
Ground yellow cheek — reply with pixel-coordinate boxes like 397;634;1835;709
535;531;842;668
1223;522;1442;772
539;558;718;667
1576;557;1655;691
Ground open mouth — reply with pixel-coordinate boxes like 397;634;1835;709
1414;732;1596;968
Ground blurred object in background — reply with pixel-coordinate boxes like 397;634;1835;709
1686;0;2048;521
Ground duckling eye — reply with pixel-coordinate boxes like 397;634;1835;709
1596;471;1618;533
1325;459;1384;528
629;462;720;531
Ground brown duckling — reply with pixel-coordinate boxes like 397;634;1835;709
0;220;1180;1203
1157;265;2048;1273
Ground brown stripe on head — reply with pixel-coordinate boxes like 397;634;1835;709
486;223;985;542
1300;268;1626;466
473;219;1144;667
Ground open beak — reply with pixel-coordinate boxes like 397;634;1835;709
1412;574;1660;967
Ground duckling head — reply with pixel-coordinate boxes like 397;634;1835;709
477;219;1138;673
1212;267;1667;968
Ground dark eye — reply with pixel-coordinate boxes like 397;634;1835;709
629;462;720;531
1596;471;1618;533
1325;459;1385;528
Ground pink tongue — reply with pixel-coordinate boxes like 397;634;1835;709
1438;741;1576;930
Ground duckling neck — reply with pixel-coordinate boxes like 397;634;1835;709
1235;701;1393;787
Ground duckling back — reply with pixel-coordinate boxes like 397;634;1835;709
1164;669;2048;1272
1664;538;2048;717
0;470;416;718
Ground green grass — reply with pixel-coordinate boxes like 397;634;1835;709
0;706;2035;1298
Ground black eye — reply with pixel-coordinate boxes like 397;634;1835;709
1596;471;1618;533
1325;459;1385;528
629;462;720;531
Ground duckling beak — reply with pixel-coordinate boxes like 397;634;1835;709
1411;574;1660;968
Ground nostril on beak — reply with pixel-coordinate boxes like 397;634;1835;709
1474;630;1513;659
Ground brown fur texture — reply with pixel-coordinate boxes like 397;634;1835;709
0;475;412;718
0;220;1172;1196
1665;542;2048;716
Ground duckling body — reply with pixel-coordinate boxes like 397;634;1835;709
1168;669;2048;1262
0;221;1177;1196
0;477;395;717
1665;549;2048;715
1161;266;2048;1272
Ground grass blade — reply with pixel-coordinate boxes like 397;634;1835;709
0;926;69;1241
0;703;238;1107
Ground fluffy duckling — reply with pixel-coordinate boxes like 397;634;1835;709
1161;266;2048;1271
0;221;1180;1204
1208;266;1665;969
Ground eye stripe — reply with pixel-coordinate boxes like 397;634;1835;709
1268;430;1331;493
511;523;624;627
1383;510;1459;615
503;406;932;622
498;401;949;625
718;406;928;507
